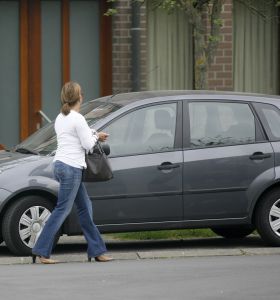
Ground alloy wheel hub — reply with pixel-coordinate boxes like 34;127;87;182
19;206;51;248
269;199;280;237
32;222;42;233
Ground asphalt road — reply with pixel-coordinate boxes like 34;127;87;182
0;255;279;300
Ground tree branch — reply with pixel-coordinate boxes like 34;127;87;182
207;0;223;66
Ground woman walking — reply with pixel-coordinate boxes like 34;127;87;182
32;81;113;264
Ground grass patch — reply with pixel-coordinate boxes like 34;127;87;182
104;229;217;241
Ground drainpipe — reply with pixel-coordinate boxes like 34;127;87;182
131;1;141;91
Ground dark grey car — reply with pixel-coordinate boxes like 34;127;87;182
1;91;280;255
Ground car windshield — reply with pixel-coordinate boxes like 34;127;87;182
15;99;121;155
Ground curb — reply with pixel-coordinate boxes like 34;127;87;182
1;247;280;265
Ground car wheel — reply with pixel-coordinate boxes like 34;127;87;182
255;189;280;246
211;225;255;239
2;195;59;256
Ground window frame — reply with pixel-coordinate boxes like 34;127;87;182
99;100;183;158
183;99;267;150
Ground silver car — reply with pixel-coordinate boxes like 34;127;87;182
1;91;280;255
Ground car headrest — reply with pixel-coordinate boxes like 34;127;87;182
154;109;172;130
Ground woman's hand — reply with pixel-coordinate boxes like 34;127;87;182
97;132;109;142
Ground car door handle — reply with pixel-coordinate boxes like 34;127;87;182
249;152;271;160
157;162;180;170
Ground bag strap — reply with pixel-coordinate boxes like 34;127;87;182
85;141;105;155
96;141;104;154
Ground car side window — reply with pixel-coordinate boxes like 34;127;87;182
254;103;280;140
189;102;256;148
104;103;177;156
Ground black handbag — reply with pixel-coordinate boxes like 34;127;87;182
82;142;113;182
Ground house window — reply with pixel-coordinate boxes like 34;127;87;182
147;4;193;90
233;0;279;94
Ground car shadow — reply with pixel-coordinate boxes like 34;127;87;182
106;235;268;250
53;235;268;254
0;235;270;257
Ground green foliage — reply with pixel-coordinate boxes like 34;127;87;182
157;0;178;10
106;229;217;240
104;8;118;16
213;18;223;27
208;35;221;43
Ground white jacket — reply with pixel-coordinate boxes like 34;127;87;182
54;110;98;168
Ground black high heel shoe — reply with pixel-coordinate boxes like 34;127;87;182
32;254;58;264
88;255;113;262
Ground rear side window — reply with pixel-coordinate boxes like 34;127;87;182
254;102;280;140
189;102;256;148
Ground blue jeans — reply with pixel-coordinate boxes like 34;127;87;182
32;160;107;258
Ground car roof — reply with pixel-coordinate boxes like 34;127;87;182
90;90;280;107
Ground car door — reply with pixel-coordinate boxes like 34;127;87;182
183;100;275;220
86;101;183;226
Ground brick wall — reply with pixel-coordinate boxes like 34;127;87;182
112;0;147;94
139;3;147;91
208;0;233;91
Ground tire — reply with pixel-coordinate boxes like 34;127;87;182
211;225;255;239
255;189;280;246
2;195;60;256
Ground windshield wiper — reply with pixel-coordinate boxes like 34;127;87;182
14;147;39;155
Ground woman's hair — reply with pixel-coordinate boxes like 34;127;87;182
61;81;82;115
